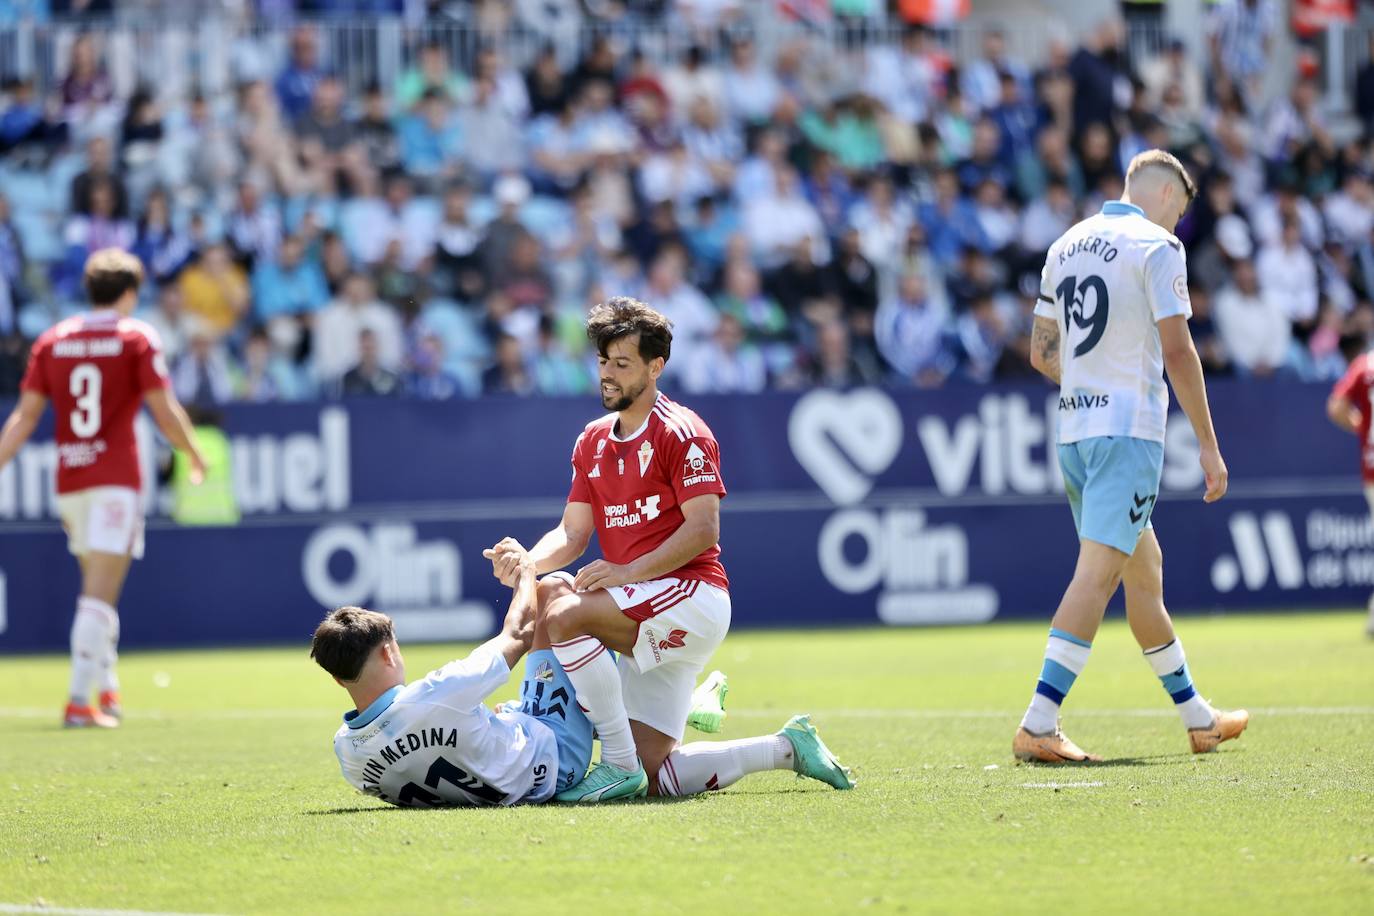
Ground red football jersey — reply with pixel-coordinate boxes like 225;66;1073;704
568;392;729;591
1332;352;1374;484
20;311;170;494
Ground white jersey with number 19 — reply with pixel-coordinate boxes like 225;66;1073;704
1033;200;1193;446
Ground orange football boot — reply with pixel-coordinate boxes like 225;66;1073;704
98;690;123;721
1013;723;1102;763
64;703;119;729
1188;708;1249;753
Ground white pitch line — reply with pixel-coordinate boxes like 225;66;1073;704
733;706;1374;719
0;906;223;916
1021;781;1106;789
1;706;1371;721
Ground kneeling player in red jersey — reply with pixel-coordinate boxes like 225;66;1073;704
0;249;206;727
1327;348;1374;637
487;297;853;802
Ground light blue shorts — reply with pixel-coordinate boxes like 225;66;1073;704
518;649;594;793
1057;436;1164;556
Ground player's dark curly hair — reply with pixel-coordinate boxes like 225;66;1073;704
586;296;674;364
311;607;395;681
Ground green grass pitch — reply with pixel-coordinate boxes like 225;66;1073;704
1;613;1371;915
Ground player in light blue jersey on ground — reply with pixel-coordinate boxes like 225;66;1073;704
1014;149;1250;764
314;558;594;806
313;554;844;806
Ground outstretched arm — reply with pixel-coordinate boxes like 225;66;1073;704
1159;314;1228;503
1327;393;1362;436
527;501;595;573
0;392;47;471
482;557;539;671
485;501;595;586
143;388;207;485
1029;315;1061;385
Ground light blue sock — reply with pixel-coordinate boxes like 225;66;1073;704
1143;639;1213;729
1021;628;1092;734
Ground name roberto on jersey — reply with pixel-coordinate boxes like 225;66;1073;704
1057;235;1120;264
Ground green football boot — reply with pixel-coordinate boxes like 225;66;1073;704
780;714;855;790
687;670;729;734
555;758;649;803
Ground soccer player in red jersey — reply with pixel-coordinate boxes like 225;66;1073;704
0;249;207;727
487;297;852;802
1327;351;1374;636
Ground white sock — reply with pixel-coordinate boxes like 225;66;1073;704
551;637;637;769
1143;638;1214;729
1022;693;1062;735
99;607;121;695
1020;629;1092;735
656;735;795;796
69;597;116;705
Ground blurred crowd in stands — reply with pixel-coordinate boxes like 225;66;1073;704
0;0;1371;406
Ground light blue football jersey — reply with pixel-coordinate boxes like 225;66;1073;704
1034;200;1193;445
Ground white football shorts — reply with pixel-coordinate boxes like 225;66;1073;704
56;486;145;559
605;576;731;742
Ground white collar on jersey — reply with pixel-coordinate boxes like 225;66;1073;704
608;403;656;442
1102;200;1146;218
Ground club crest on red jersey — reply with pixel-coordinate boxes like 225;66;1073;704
638;440;654;476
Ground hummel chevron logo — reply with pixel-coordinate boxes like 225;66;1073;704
1128;492;1157;524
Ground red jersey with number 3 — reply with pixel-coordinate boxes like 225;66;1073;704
20;311;170;494
1332;352;1374;484
568;392;729;591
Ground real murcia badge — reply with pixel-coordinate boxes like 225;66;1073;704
638;441;654;476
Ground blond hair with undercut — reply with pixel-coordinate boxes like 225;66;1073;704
1125;149;1197;204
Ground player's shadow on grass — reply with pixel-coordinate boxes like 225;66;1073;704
626;794;701;805
1078;752;1206;767
304;805;542;816
305;795;705;816
305;806;413;816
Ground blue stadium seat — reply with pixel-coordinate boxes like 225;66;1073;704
419;297;490;392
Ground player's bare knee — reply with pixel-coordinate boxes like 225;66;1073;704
81;556;127;605
1122;562;1160;597
543;593;586;644
536;574;574;613
1071;566;1123;602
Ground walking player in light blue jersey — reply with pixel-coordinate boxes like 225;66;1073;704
1013;150;1250;764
